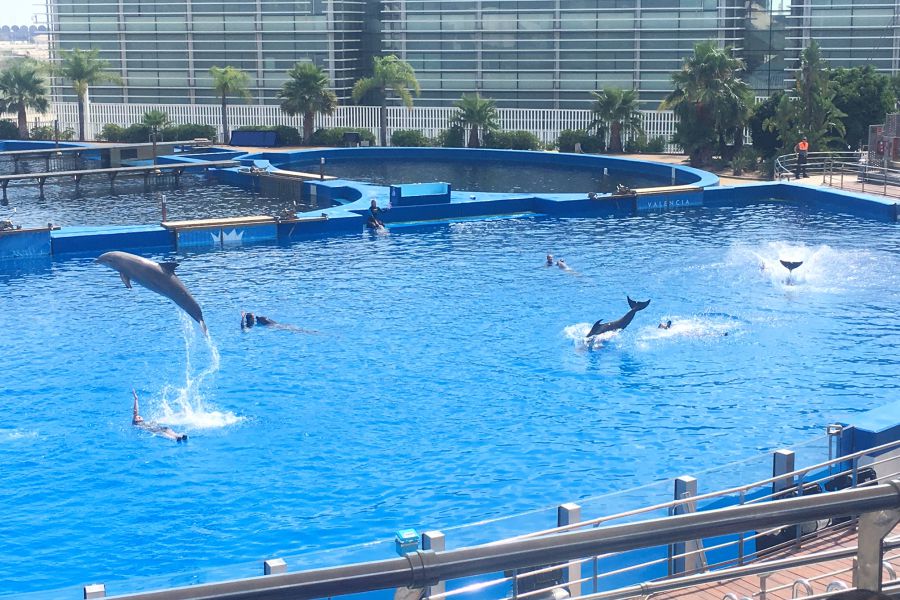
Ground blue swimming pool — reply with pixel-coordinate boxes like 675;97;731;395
282;157;662;193
2;199;899;597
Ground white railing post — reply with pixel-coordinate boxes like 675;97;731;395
422;531;445;597
773;449;795;496
558;502;582;597
83;583;105;599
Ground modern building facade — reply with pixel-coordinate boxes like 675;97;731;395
48;0;366;104
45;0;900;109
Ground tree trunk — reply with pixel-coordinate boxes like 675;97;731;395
77;96;85;142
379;97;387;146
610;122;623;153
17;104;28;139
303;110;314;145
221;95;229;144
467;126;479;148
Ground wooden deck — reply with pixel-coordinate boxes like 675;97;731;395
649;523;900;599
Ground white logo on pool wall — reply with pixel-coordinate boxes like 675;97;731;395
222;229;244;245
640;196;697;211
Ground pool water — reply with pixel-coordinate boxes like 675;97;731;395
284;157;662;193
1;201;899;596
0;164;302;229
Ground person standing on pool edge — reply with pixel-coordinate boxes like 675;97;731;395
794;136;809;179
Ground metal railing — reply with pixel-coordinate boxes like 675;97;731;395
92;480;900;600
775;151;900;200
71;430;900;600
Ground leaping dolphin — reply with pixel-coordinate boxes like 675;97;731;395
587;296;651;337
96;251;207;335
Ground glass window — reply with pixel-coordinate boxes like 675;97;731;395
483;12;515;32
560;12;596;30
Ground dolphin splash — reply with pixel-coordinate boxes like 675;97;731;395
96;251;208;335
587;296;651;338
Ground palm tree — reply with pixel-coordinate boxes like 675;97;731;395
141;108;170;146
660;40;752;166
450;93;498;148
351;55;420;146
56;48;121;141
209;65;252;144
277;62;338;144
588;87;643;153
0;58;49;139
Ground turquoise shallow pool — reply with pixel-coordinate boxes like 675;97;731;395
1;200;899;597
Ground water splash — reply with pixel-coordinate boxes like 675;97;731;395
636;315;739;348
155;314;242;429
564;322;620;350
730;241;874;294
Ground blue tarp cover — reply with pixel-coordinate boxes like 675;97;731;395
229;130;280;147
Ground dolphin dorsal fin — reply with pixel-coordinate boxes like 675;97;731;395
159;262;179;275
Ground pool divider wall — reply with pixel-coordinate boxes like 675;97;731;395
0;226;52;258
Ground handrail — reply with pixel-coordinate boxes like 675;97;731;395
103;481;900;600
506;433;900;541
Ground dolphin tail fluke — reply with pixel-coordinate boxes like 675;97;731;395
779;260;803;272
627;296;651;311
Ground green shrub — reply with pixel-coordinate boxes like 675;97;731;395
730;147;758;176
29;125;75;141
436;125;465;148
122;123;153;143
645;136;667;153
308;127;377;147
0;120;20;139
484;129;543;150
234;125;303;146
164;123;216;142
623;134;649;153
390;129;432;147
556;129;604;153
98;123;125;142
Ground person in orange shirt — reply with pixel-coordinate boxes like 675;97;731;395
794;136;809;178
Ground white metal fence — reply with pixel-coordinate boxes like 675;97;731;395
50;102;683;152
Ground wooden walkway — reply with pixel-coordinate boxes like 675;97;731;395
649;523;900;599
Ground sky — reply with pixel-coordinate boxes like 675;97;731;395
1;0;44;26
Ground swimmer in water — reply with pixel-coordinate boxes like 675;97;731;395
658;320;672;329
132;390;187;442
546;254;554;266
241;311;318;334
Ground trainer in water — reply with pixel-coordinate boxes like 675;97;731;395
96;251;207;335
587;296;651;338
241;311;318;334
132;390;187;442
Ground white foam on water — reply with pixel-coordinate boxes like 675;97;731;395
635;315;739;348
564;322;621;349
729;241;875;294
154;315;243;430
0;428;38;442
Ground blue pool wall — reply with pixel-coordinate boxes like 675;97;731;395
1;143;897;260
0;180;888;259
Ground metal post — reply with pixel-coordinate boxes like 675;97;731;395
772;449;795;496
670;476;703;576
826;424;843;475
558;502;582;597
319;156;325;180
54;119;59;149
83;583;105;599
264;558;287;575
422;531;445;597
856;489;900;591
161;194;167;222
152;130;158;166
